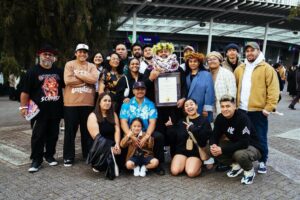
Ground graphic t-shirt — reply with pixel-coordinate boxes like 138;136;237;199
23;64;64;119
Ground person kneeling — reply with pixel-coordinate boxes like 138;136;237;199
210;95;262;185
120;118;159;177
166;99;213;178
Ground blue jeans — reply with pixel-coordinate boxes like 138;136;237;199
245;111;268;163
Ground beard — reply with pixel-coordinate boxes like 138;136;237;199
40;60;53;68
133;53;142;59
144;56;153;60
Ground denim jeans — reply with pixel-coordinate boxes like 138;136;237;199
244;111;268;163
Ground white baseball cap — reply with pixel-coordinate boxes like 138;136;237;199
75;43;89;52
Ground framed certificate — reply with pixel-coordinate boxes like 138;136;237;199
154;72;181;107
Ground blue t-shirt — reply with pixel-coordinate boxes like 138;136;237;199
119;97;157;131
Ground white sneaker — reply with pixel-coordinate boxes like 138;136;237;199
227;163;243;178
241;168;255;185
203;157;215;165
133;166;140;176
139;165;147;177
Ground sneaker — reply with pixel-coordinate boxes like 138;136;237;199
64;159;73;167
133;166;140;176
155;165;165;176
288;105;296;110
257;162;267;174
227;163;243;178
203;157;215;165
140;165;147;177
45;157;58;166
215;163;230;172
28;161;42;173
241;168;255;185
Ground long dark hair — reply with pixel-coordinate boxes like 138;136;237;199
103;52;124;75
94;92;115;124
90;52;104;65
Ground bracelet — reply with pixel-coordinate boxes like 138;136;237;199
19;106;28;110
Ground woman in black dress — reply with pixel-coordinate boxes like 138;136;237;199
166;98;212;177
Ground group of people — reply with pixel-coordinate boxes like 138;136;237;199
19;40;280;185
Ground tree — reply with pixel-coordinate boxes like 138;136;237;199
0;0;122;81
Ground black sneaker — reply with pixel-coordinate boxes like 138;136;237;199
64;159;73;167
155;165;165;176
45;157;58;166
215;164;230;172
28;161;42;173
288;105;296;110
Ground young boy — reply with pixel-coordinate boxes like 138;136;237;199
120;118;159;177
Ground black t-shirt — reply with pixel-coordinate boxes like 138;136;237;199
167;116;212;156
98;117;115;142
22;64;64;119
210;110;262;155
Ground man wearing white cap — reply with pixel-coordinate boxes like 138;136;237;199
63;43;99;167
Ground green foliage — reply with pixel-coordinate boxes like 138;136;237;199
289;4;300;20
0;0;123;76
0;54;21;81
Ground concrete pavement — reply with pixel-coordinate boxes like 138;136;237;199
0;94;299;200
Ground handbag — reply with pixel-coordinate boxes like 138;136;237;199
123;75;130;97
185;117;208;161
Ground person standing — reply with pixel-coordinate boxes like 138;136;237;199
180;45;195;71
288;64;300;110
234;42;279;174
63;43;99;166
115;43;129;75
139;44;154;74
185;52;215;122
207;51;236;115
20;44;64;173
92;52;104;105
222;43;242;72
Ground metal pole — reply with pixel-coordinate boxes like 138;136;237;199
276;48;281;63
207;18;213;54
263;23;269;55
132;12;137;44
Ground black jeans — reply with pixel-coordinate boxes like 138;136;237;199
63;106;94;160
290;91;300;107
30;118;61;162
152;131;165;164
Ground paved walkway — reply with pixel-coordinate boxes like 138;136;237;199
0;94;299;200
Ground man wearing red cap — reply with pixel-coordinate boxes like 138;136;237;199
20;44;64;173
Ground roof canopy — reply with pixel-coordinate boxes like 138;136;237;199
118;0;300;45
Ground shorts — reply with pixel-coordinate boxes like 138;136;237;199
129;155;154;166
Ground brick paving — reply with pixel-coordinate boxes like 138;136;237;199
0;93;300;200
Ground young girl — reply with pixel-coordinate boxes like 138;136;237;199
120;118;159;177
